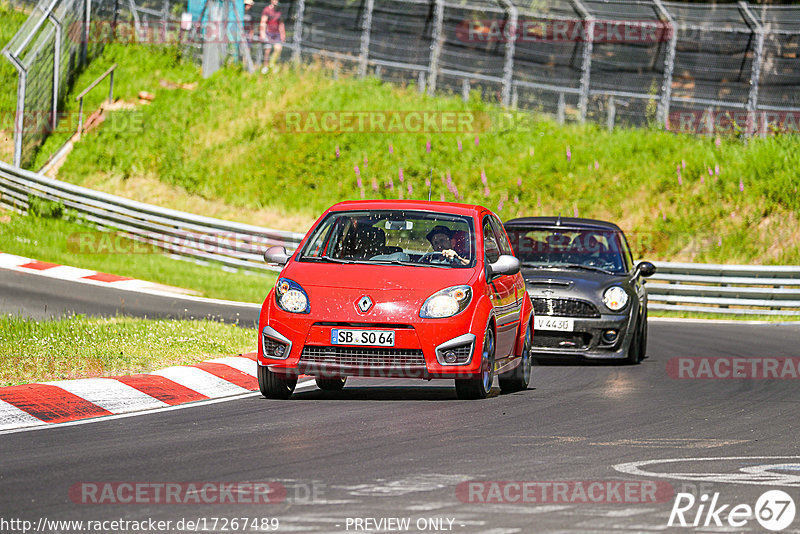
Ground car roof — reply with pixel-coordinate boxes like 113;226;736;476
329;199;489;217
504;216;622;232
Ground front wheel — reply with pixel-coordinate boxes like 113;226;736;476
315;376;347;391
455;326;495;400
623;316;643;365
258;365;297;399
499;320;532;393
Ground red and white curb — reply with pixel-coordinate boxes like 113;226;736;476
0;251;172;292
0;353;313;432
0;251;261;306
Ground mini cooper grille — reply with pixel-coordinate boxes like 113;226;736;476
533;332;592;349
531;298;600;318
300;346;425;368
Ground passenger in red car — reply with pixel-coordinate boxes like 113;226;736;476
426;225;469;265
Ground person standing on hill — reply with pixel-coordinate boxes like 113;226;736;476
259;0;285;74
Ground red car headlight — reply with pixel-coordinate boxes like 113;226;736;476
275;278;310;314
420;285;472;318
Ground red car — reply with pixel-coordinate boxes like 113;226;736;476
258;200;533;400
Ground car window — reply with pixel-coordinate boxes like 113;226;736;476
490;215;514;256
482;217;500;264
299;210;476;268
505;227;627;274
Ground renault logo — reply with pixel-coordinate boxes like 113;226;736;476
356;295;373;313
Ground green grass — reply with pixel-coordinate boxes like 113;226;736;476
48;48;800;266
0;2;30;153
648;310;800;322
0;313;256;386
0;210;275;303
29;42;202;170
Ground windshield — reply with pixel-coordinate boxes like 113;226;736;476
299;210;476;268
505;227;628;274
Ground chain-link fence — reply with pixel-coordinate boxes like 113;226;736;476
4;0;800;169
256;0;800;136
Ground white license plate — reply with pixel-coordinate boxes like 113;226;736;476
331;329;395;346
535;316;574;332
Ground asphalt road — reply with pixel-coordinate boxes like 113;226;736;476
0;269;259;326
2;270;800;532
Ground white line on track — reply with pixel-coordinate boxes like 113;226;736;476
0;379;317;436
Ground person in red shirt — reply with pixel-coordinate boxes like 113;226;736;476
259;0;285;74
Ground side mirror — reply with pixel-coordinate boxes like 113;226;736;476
487;254;520;278
264;245;290;265
635;261;656;278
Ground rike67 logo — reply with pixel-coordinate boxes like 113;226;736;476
668;490;796;531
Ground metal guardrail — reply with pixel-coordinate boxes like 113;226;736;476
2;160;800;311
0;160;305;272
647;261;800;316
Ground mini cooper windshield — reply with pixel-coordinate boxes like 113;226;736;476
299;210;476;268
506;227;631;275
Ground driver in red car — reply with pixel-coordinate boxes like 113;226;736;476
426;225;470;265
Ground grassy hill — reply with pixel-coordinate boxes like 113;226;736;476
11;42;800;265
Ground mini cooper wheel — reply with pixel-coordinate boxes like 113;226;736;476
455;326;495;400
499;320;532;393
315;377;347;391
623;317;643;365
258;365;297;399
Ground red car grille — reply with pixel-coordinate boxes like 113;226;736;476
300;346;425;368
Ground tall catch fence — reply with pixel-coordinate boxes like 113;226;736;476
4;0;800;169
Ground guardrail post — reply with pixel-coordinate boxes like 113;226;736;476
358;0;375;77
653;0;677;129
82;0;90;65
557;92;565;124
12;69;27;168
291;0;305;62
607;96;615;131
498;0;517;107
48;13;62;132
740;1;764;138
462;79;470;102
571;0;593;122
426;0;444;96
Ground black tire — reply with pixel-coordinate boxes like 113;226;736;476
499;320;532;393
623;315;643;365
639;309;648;360
315;376;347;391
455;326;495;400
257;365;297;399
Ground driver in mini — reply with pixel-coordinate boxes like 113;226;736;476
426;225;469;265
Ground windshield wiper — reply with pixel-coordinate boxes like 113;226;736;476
559;263;615;275
369;259;451;268
520;263;556;268
302;255;354;264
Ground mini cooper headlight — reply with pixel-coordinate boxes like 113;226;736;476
420;285;472;318
275;278;310;314
603;286;629;311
